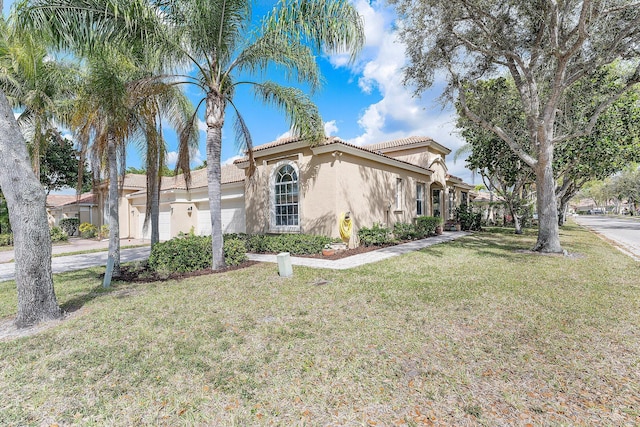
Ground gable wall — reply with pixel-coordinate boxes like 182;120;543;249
245;145;433;244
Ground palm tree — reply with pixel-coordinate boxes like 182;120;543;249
0;11;61;327
0;19;79;179
18;0;364;270
73;47;197;275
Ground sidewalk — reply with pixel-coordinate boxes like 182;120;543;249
247;231;468;270
0;237;150;264
0;232;468;282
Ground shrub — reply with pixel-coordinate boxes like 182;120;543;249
393;222;418;240
99;224;110;239
455;205;482;231
79;222;97;239
50;226;68;242
415;216;441;237
358;223;392;247
224;238;248;266
0;233;13;247
59;218;79;236
148;234;211;273
243;234;331;255
148;234;248;273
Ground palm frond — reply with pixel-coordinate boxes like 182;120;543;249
252;81;324;145
263;0;364;63
232;31;322;92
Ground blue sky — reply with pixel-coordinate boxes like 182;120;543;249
5;0;473;183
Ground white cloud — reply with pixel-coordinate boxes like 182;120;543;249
197;118;207;132
324;120;339;136
222;155;244;165
331;1;473;183
166;146;204;169
276;129;292;140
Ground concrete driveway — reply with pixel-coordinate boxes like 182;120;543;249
0;239;150;283
573;215;640;260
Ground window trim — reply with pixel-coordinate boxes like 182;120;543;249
269;160;301;233
395;177;404;212
416;182;425;216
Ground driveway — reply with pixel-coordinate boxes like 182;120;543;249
573;215;640;260
0;239;150;283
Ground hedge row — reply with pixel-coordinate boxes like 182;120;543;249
148;234;247;273
358;216;443;247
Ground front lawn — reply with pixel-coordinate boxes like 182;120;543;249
0;224;639;425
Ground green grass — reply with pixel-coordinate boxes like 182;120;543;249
1;224;639;425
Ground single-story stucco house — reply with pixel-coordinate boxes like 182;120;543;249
46;192;99;228
50;135;474;245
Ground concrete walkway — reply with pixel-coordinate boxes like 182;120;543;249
0;232;468;282
0;238;151;283
247;231;468;270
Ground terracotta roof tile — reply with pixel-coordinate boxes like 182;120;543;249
363;136;436;152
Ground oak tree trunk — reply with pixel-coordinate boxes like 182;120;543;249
0;92;61;328
205;92;225;270
533;145;563;253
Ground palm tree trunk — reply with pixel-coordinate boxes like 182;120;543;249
107;132;121;276
0;92;61;327
205;92;225;270
150;176;159;245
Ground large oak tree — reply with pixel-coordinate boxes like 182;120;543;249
389;0;640;252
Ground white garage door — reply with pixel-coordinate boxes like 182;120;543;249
159;206;171;241
221;198;246;234
197;199;245;235
138;209;171;240
138;212;151;240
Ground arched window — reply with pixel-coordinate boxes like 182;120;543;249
274;164;299;227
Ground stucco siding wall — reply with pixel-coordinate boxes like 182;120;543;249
170;202;198;237
245;147;433;243
332;155;427;233
382;147;433;169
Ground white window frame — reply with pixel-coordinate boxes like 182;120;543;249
270;160;301;233
416;183;425;216
395;177;404;211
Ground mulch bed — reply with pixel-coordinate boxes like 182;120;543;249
113;261;260;283
112;242;407;283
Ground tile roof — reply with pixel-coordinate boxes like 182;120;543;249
125;164;245;196
363;136;436;152
237;136;434;173
46;195;77;207
47;193;96;207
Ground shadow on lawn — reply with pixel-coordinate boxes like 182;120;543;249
421;233;535;261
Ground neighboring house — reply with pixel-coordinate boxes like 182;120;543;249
236;136;473;246
46;192;99;230
471;191;506;225
85;135;473;244
95;165;245;241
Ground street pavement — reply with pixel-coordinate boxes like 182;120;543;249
573;215;640;260
0;239;150;283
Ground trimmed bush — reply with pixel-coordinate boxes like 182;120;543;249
50;226;68;242
393;222;418;240
224;238;248;266
60;218;79;236
415;216;441;237
242;233;331;255
0;233;13;247
358;223;392;247
148;234;248;273
79;222;97;239
148;234;211;273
